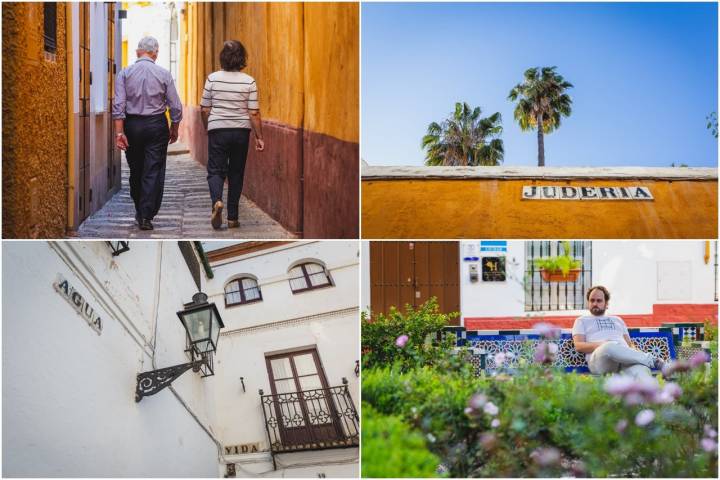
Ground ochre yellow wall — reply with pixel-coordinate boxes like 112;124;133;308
2;2;68;238
362;179;718;239
180;2;357;141
303;2;359;143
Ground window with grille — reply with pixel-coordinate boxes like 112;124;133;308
225;277;262;306
43;3;57;54
288;262;332;293
525;241;592;311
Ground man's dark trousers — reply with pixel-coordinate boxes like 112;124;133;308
207;128;251;221
125;113;170;220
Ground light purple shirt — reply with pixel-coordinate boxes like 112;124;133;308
112;57;182;123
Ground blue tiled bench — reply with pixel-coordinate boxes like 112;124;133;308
442;327;677;374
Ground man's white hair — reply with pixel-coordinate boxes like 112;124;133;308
137;36;159;53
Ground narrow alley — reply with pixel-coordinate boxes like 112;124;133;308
76;143;294;238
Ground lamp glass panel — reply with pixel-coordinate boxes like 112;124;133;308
210;308;221;351
182;307;212;352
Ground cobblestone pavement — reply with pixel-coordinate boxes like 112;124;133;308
76;144;295;239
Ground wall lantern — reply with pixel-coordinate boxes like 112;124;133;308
135;292;225;402
107;241;130;256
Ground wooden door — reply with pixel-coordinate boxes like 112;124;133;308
106;3;118;191
369;241;460;323
265;349;344;447
78;3;90;221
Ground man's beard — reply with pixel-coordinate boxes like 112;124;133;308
591;306;606;315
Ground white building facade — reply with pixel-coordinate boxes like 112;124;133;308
3;241;221;477
362;240;718;330
205;241;360;478
3;240;359;478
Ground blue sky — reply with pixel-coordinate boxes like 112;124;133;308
362;2;718;167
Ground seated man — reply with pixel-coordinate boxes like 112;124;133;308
572;285;663;378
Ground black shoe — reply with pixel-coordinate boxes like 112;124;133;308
211;200;224;230
139;218;154;230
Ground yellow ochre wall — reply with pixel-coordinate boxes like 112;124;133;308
2;2;68;238
362;178;718;239
180;2;358;143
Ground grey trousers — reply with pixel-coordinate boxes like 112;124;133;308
588;341;654;377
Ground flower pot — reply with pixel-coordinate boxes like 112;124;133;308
540;268;580;283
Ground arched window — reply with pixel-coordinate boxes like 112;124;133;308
288;262;332;293
225;277;262;306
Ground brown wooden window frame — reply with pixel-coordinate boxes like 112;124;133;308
224;276;263;307
288;262;333;294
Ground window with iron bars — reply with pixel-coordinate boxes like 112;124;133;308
524;241;592;311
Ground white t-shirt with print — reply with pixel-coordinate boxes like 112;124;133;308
572;315;630;361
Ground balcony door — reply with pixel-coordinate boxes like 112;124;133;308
265;349;344;447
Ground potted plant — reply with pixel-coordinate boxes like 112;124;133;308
534;241;582;282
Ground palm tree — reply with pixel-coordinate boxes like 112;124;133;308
422;102;504;166
508;66;573;166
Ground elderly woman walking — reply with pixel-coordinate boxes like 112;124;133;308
200;40;265;229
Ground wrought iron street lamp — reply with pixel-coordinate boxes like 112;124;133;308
135;292;225;402
107;241;130;256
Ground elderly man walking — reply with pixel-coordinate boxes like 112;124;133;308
112;36;182;230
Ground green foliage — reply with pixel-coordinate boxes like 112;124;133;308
532;240;582;275
508;66;573;166
362;298;459;371
361;403;442;478
364;362;718;477
707;112;718;139
422;102;504;167
704;318;717;342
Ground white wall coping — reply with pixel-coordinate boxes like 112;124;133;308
362;165;718;181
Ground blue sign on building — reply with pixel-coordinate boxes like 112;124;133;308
480;240;507;253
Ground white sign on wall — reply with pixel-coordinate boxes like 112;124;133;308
53;275;103;334
522;186;654;200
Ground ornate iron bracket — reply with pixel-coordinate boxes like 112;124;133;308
135;357;207;402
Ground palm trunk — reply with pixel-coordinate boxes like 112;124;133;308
537;113;545;167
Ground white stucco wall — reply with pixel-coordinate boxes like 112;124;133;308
123;3;171;70
361;241;371;312
205;241;360;477
458;240;717;321
2;242;220;477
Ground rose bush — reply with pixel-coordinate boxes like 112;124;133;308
361;299;718;477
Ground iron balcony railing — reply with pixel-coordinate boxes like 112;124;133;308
259;379;359;454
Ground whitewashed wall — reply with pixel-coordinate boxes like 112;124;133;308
123;3;171;70
459;240;717;322
2;242;220;477
206;241;360;477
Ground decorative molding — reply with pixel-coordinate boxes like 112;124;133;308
220;307;359;337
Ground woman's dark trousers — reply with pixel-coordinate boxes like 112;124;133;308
207;128;251;221
124;113;170;220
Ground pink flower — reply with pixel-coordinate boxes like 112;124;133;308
662;360;691;377
483;402;499;416
395;334;409;348
635;409;655;427
604;375;636;396
491;419;500;428
533;342;556;364
530;447;561;467
653;382;682;404
547;342;559;354
494;352;507;365
624;393;645;406
704;425;718;439
615;419;628;433
689;350;711;368
468;393;487;410
479;433;496;450
534;322;561;340
701;438;717;453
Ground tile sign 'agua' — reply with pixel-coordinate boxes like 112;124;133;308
53;274;103;334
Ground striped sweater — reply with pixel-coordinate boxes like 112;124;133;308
200;70;259;131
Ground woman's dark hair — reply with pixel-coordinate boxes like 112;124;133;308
219;40;247;71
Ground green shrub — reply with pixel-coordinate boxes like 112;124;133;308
361;403;442;478
362;298;459;372
363;361;718;477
